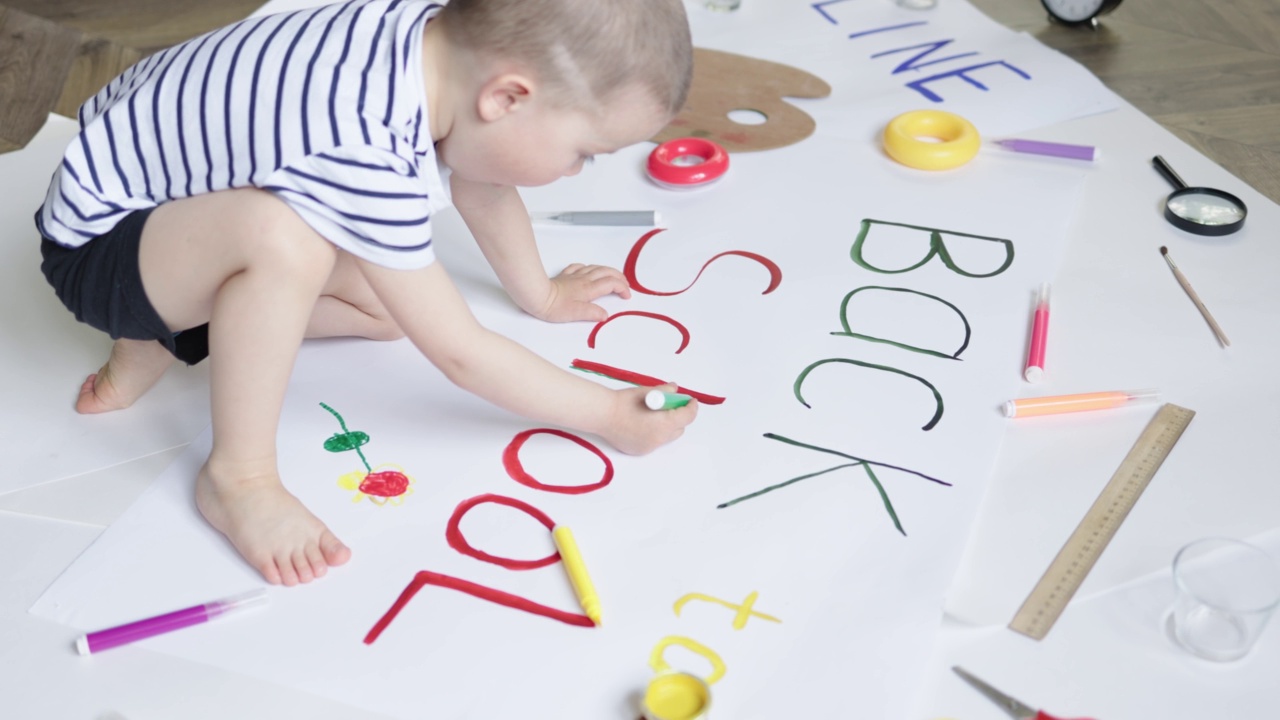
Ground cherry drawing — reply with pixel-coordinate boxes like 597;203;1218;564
320;402;414;505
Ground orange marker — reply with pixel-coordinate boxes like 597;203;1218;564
1004;389;1160;418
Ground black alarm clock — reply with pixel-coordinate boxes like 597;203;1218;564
1041;0;1123;27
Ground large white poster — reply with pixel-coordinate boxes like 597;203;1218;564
32;1;1120;717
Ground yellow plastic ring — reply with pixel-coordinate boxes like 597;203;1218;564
882;110;980;171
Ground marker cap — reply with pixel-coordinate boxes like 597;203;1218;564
209;588;269;617
645;390;692;411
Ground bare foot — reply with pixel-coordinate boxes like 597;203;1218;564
195;463;351;585
76;339;174;414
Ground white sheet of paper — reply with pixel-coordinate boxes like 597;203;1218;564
33;132;1087;717
28;0;1123;716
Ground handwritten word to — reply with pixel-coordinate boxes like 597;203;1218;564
674;592;783;631
811;0;1031;103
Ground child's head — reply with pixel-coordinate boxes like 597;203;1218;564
438;0;693;116
432;0;693;187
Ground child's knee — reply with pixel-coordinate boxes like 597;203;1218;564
365;318;406;342
236;190;337;279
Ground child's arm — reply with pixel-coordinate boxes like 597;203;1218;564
451;176;632;323
357;258;696;454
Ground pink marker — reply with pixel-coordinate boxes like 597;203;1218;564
1023;283;1050;383
75;589;267;655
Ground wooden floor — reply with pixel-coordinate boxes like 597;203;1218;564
970;0;1280;202
2;0;1277;201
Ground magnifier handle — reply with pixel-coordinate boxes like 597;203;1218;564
1152;155;1188;190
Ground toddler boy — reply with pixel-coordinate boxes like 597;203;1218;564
37;0;697;585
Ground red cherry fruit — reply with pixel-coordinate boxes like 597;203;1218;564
358;470;410;498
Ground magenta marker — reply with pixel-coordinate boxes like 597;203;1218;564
995;139;1097;161
1023;283;1051;383
75;589;268;655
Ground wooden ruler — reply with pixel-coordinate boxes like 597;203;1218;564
1008;403;1195;640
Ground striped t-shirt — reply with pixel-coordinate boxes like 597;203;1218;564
37;0;449;270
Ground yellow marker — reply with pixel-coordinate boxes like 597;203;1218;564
552;525;602;626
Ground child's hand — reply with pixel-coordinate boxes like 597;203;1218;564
600;384;698;455
535;264;633;323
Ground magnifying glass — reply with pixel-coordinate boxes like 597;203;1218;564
1152;155;1247;236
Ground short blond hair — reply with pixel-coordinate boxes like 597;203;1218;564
438;0;693;116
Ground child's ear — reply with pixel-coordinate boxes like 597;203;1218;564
476;73;535;122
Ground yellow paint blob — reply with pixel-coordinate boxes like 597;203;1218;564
644;672;709;720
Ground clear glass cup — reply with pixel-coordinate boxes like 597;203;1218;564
1167;537;1280;662
896;0;938;9
705;0;741;11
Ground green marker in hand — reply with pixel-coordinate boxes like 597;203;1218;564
645;389;692;411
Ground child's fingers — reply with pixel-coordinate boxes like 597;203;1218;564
561;300;608;322
668;396;698;426
591;276;631;300
568;264;629;288
570;270;629;300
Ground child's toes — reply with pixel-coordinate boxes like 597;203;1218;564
321;532;351;566
291;550;316;584
305;544;328;580
75;374;106;413
257;557;283;586
275;554;301;587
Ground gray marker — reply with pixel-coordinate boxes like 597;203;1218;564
530;211;659;227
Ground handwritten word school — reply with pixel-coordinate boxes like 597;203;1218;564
811;0;1032;103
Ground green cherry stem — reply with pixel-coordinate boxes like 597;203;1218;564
320;402;372;473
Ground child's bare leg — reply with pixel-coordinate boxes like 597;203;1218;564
138;188;351;585
306;250;405;341
76;338;174;414
74;245;394;414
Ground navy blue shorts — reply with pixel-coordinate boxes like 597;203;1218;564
40;208;210;365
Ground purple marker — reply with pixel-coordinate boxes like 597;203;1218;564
75;589;268;655
995;138;1097;161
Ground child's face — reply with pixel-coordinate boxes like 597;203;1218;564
443;84;670;187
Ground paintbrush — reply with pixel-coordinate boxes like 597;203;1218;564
1160;246;1230;347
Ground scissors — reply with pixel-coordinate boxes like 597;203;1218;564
952;666;1095;720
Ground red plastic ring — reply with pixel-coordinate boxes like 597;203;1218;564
647;138;729;189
